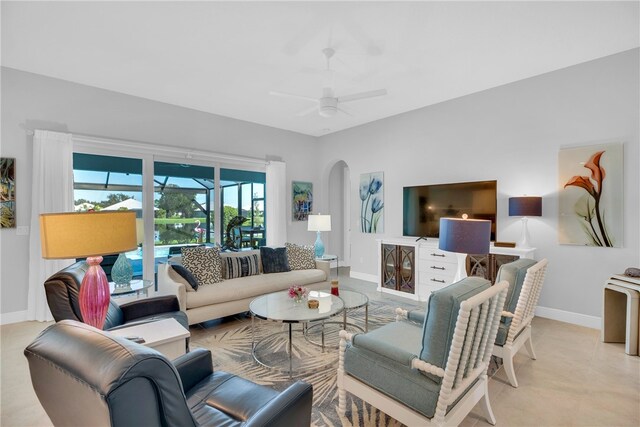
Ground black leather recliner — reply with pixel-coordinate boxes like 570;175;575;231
44;261;188;331
24;321;313;427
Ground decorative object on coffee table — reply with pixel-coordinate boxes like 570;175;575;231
439;214;491;282
39;211;137;329
288;285;309;303
509;196;542;248
307;214;331;257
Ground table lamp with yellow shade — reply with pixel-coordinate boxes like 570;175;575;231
39;211;137;329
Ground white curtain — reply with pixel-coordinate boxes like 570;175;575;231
27;130;74;321
266;160;287;246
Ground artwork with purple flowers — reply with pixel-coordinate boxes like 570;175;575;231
359;172;384;233
559;142;623;247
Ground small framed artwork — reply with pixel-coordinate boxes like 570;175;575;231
359;171;384;233
292;181;313;221
1;158;16;228
558;142;623;247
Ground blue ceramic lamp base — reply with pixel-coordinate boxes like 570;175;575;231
314;230;325;258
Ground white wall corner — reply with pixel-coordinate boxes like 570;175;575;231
535;306;601;330
0;310;28;325
350;271;378;283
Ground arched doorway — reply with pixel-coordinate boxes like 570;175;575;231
328;160;351;269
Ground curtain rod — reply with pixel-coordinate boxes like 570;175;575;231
26;129;269;166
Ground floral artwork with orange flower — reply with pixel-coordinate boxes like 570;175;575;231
559;143;623;247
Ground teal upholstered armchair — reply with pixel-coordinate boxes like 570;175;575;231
492;258;548;387
337;277;509;427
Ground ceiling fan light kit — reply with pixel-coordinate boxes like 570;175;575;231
270;47;387;118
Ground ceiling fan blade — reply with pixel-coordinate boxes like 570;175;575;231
269;91;317;103
295;105;319;117
338;89;387;104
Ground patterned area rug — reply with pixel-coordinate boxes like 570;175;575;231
190;300;500;427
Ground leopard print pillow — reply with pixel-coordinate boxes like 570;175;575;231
285;242;316;270
181;246;223;285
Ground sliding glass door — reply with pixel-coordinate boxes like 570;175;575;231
220;168;266;249
153;161;215;261
72;153;145;279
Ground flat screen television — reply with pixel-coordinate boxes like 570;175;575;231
403;180;497;241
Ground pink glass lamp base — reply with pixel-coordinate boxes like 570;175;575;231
79;256;110;329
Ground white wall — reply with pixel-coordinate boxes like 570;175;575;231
318;49;640;321
0;67;322;317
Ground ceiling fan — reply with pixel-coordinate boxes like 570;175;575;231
270;47;387;118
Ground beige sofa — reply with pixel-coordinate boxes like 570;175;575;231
158;249;331;325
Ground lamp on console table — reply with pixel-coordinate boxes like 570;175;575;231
439;215;491;283
39;211;137;329
509;196;542;249
307;214;331;258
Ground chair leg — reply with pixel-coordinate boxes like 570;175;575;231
503;349;519;388
524;335;537;360
479;379;496;425
338;383;347;416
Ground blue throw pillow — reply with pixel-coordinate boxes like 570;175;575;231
260;247;290;274
170;263;200;291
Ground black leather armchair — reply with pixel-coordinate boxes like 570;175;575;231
44;261;188;331
25;321;313;427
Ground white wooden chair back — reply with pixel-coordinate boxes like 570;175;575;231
505;259;548;346
431;280;508;422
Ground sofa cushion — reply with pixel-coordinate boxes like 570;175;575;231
186;269;326;309
182;247;223;285
285;243;316;270
169;264;200;291
420;276;490;383
260;247;290;274
223;254;260;279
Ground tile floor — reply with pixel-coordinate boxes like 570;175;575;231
2;270;639;426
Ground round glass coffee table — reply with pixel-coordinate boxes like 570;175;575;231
304;289;369;348
249;290;344;378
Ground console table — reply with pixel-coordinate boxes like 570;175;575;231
603;275;640;356
377;237;535;301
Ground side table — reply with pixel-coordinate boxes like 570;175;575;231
603;275;640;356
317;254;338;279
110;279;153;299
108;318;190;360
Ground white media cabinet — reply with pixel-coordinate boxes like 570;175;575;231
377;237;536;302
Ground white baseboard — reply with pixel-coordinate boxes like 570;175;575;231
535;306;601;330
0;310;28;325
350;271;378;283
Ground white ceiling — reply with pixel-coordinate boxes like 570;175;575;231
2;2;639;137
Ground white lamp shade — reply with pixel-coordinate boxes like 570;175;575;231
307;214;331;232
